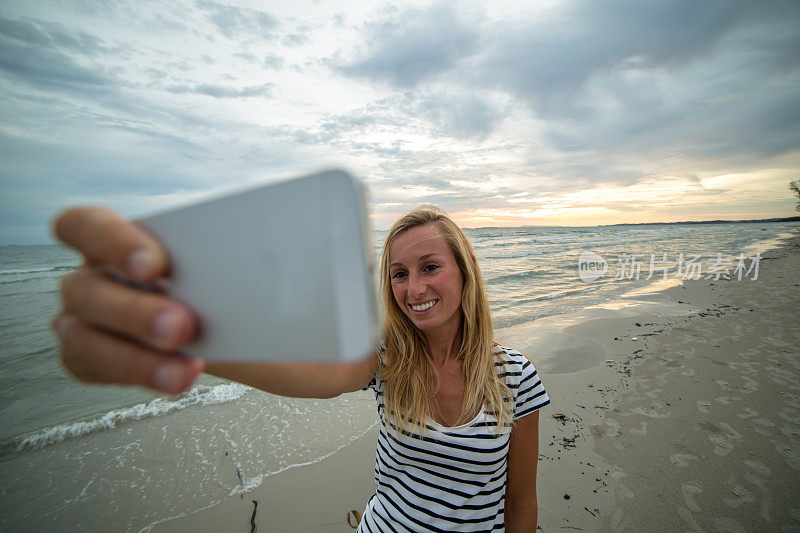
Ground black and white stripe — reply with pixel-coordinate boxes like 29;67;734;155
358;346;550;532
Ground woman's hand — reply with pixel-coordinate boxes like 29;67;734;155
52;207;204;394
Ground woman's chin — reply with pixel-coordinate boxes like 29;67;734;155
406;314;437;331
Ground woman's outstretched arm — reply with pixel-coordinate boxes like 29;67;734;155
205;355;377;399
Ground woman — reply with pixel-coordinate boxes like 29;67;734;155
52;204;549;531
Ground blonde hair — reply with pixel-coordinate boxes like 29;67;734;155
379;205;511;435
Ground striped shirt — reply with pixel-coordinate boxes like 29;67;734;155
358;345;550;532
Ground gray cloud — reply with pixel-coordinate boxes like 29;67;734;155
166;82;274;98
0;15;110;56
195;0;278;40
409;90;504;139
290;89;504;143
476;1;753;117
1;1;797;244
233;51;257;63
0;16;119;94
263;53;285;70
473;0;800;165
332;0;799;185
339;4;477;88
390;175;453;191
282;33;308;47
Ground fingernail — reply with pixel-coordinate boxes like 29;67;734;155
153;309;183;345
128;248;158;280
153;363;184;394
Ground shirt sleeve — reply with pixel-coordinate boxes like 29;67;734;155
512;354;550;420
362;347;385;393
363;374;381;394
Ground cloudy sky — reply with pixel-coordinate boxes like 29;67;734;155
1;0;799;243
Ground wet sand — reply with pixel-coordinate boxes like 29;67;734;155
152;425;380;532
158;231;800;532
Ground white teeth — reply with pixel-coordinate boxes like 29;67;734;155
411;300;438;312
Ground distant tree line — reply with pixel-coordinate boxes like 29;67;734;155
791;180;800;212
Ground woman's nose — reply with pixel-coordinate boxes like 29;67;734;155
408;271;425;296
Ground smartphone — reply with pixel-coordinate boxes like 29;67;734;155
137;169;379;362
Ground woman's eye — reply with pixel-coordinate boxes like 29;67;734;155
423;264;439;272
391;271;407;279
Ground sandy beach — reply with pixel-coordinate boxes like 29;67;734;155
535;233;800;532
150;231;800;532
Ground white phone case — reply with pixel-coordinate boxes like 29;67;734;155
137;169;379;362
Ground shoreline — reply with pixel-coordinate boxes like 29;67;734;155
157;230;799;531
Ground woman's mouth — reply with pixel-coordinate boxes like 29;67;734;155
409;299;439;313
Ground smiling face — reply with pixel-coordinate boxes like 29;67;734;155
388;223;465;339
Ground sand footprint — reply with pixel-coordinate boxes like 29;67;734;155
681;481;703;512
780;424;800;438
741;376;759;393
781;393;800;409
768;360;796;373
743;471;767;489
710;434;733;456
715;380;731;391
605;419;621;438
770;376;789;386
770;438;800;470
753;418;775;436
719;422;743;441
737;408;759;419
607;466;635;497
743;460;770;490
723;484;754;508
617;480;635;499
753;426;772;437
716;396;730;405
768;364;796;380
778;407;800;424
714;517;747;533
608;465;627;480
677;505;705;533
762;337;791;349
744;362;760;372
744;459;770;476
697;400;711;414
670;453;698;467
630;406;668;419
655;370;674;387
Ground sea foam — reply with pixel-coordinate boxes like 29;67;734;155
14;382;251;453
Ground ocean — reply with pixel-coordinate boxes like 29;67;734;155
0;221;795;531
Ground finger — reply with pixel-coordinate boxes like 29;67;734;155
54;314;204;394
61;266;197;351
53;206;169;282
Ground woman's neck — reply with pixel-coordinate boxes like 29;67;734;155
425;324;462;366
